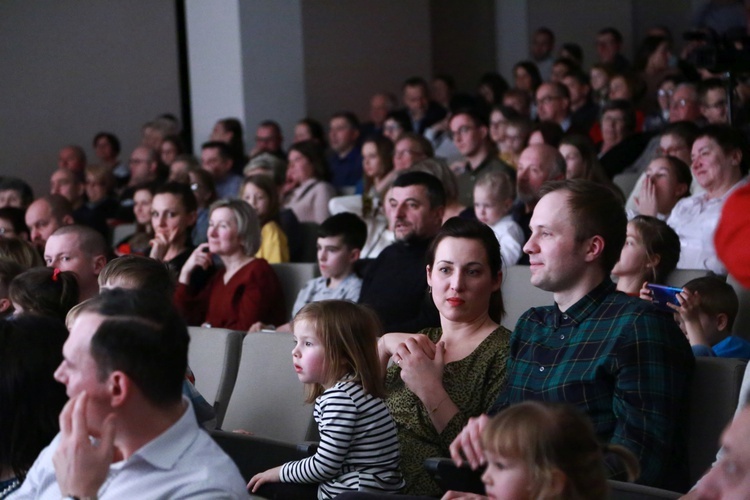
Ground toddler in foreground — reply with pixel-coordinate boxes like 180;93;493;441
248;300;404;498
477;401;639;500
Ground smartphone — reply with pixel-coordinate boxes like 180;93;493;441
646;284;683;311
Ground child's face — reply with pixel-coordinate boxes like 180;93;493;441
674;309;724;343
241;183;270;220
611;223;650;278
291;318;327;387
473;185;511;226
317;236;357;281
481;449;532;500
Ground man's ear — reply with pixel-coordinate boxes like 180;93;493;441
716;312;729;333
93;254;108;275
583;234;605;263
108;371;131;408
61;215;75;226
0;297;12;314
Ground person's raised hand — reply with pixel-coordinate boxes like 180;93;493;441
178;243;212;284
53;392;116;499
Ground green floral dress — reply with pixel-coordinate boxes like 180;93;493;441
385;326;511;496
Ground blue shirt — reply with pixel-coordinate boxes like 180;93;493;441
328;147;363;190
692;335;750;359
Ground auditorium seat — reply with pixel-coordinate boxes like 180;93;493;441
221;331;318;443
500;265;553;330
271;262;319;321
727;274;750;340
187;326;243;428
664;268;713;288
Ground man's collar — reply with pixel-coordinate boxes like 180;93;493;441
552;278;615;325
123;398;194;471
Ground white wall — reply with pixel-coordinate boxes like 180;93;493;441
0;0;181;196
185;0;246;149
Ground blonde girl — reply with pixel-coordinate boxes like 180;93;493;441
248;300;404;498
481;401;639;500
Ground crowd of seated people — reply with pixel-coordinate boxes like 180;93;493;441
3;14;750;499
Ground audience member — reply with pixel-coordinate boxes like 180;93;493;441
644;74;681;131
44;224;108;302
589;62;613;107
50;167;108;236
57;145;87;175
393;133;434;172
82;164;119;222
248;300;404;498
328;111;363;192
168;154;200;184
0;177;33;209
450;179;693;489
251;212;366;333
281;140;336;224
596;27;630;72
535;82;581;134
293;117;328;148
0;207;29;240
667;125;748;273
13;288;248;498
476;72;510;108
670;82;703;124
362;92;397;138
24;195;74;250
451;109;513;207
510;144;566;263
200;141;241;200
410;158;467;221
0;238;44;269
498;116;532;168
175;199;284;329
149;182;197;274
612;215;681;296
598;99;651;178
92;131;122;172
358;136;396;203
159;135;185;168
558;134;611;185
250;119;285;159
115;183;154;257
635;35;678;116
0;315;68;497
560;42;584;67
671;276;750;359
9;267;79;321
550;57;578;84
359;171;443;332
382;111;411;144
117;146;161;222
488;105;518;155
240;175;289;264
502;88;532;118
394;76;447;135
699;78;730;125
473;169;524;266
210;117;248;174
430;75;454;111
529;120;565;148
632;156;692;219
377;218;511;495
530;27;555;80
563;68;600;133
512;61;543;110
187;168;217;247
475;402;639;500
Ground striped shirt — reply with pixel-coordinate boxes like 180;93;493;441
280;379;404;499
492;279;694;488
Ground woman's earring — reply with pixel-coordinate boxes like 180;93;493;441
428;286;432;293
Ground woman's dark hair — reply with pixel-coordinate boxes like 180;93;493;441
297;118;328;149
385;111;412;133
533;121;564;148
361;136;394;194
629;215;681;283
240;174;281;224
0;315;68;481
559;134;610;184
153;181;198;214
92;131;121;156
478;72;510;105
161;135;185;157
288;140;331;181
697;124;749;175
600;99;637;135
217;118;248;166
426;217;505;323
635;36;669;71
661;155;693;199
512;60;543;92
9;267;79;321
188;168;218;207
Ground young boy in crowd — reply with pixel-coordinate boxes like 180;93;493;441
94;254;217;428
473;170;525;266
250;212;367;332
673;276;750;359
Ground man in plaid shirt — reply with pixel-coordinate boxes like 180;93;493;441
450;179;693;490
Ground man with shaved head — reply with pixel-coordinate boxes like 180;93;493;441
511;144;566;264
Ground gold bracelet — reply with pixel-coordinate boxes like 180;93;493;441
430;396;450;414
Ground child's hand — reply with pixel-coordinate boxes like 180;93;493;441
247;466;281;493
639;281;653;302
634;175;658;216
668;288;701;323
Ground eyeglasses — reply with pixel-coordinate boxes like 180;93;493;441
704;99;727;110
448;125;476;139
671;98;695;109
0;227;14;236
394;149;423;159
657;89;674;98
190;183;200;191
537;95;561;105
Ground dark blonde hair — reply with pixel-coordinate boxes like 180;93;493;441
240;174;281;224
628;215;681;284
293;300;385;403
483;401;639;499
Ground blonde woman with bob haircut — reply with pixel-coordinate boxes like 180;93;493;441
175;199;285;330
